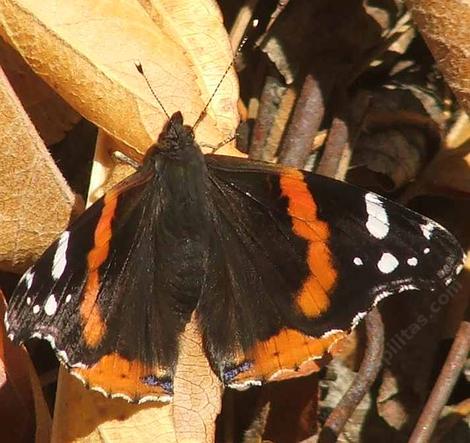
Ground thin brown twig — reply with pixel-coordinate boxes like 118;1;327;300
249;72;286;161
316;90;371;180
278;68;332;168
409;312;470;443
315;95;350;180
318;308;385;442
264;0;291;37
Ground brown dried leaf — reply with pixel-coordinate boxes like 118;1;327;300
428;113;470;195
0;0;239;155
260;0;383;84
0;291;52;443
377;368;409;430
261;377;319;442
265;86;298;162
400;114;470;200
0;38;81;146
426;142;470;195
0;66;76;273
405;0;470;114
446;112;470;149
350;88;441;191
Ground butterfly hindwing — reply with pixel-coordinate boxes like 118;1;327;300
199;154;464;388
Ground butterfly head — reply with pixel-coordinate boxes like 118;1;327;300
144;111;200;162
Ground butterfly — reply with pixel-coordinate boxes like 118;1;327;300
5;111;464;403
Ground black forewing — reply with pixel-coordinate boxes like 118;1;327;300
6;197;102;361
5;164;194;375
199;154;464;377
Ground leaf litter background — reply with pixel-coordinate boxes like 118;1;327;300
0;0;469;442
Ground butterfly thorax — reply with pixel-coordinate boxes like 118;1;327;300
145;112;212;305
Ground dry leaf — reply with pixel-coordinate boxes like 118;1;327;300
0;66;76;273
399;115;470;200
261;377;319;442
260;0;383;85
0;0;239;156
0;38;81;146
349;87;442;192
405;0;470;114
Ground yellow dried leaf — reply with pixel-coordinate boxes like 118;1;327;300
0;0;239;155
0;38;81;146
0;67;76;272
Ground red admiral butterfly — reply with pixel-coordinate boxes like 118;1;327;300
5;111;464;403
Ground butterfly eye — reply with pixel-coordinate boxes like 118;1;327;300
185;127;195;140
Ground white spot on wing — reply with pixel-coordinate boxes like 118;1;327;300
65;294;72;303
43;334;56;349
365;193;389;239
398;284;418;293
373;291;392;305
229;380;262;390
352;311;367;328
353;257;363;266
420;221;435;240
52;231;70;280
24;270;34;290
56;349;69;364
32;305;40;314
424;247;430;254
26;297;32;306
377;252;399;274
70;361;88;369
407;257;418;266
112;392;134;402
138;394;172;404
90;386;108;397
44;294;58;316
321;329;344;338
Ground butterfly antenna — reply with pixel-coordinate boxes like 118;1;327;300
135;62;171;122
192;35;250;131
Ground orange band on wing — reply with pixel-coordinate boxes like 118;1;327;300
280;170;337;317
80;191;118;348
71;352;171;402
230;328;346;384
